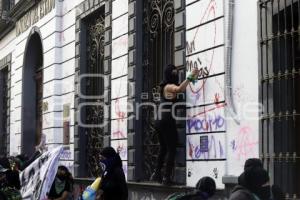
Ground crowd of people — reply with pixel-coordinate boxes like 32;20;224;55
0;64;286;200
0;146;285;200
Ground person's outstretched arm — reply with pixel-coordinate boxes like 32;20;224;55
165;68;199;93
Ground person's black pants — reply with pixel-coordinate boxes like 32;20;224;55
155;116;178;178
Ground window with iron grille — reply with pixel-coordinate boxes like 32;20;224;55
141;0;175;179
259;0;300;197
78;8;105;177
0;67;9;155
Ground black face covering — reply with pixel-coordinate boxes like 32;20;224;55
256;185;271;200
163;65;179;85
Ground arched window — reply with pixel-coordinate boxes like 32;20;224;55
22;30;43;156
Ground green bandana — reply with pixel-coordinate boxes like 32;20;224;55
55;178;66;195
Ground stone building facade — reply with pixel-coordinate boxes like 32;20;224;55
0;0;299;198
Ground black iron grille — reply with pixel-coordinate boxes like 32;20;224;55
259;0;300;198
0;68;9;155
142;0;175;179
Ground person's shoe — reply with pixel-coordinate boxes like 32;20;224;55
150;171;162;183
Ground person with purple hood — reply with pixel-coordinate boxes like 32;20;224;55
99;147;128;200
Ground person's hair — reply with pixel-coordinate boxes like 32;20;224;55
57;165;73;182
244;158;263;171
159;64;179;94
58;165;69;173
195;176;216;197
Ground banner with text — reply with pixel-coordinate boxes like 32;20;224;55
20;146;63;200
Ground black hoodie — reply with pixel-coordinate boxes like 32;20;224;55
100;147;128;200
230;185;259;200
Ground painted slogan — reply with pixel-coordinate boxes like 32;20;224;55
185;0;225;189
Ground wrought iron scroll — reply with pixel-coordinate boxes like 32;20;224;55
142;0;174;179
85;15;105;177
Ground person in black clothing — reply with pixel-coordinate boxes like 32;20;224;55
193;176;216;200
230;166;271;200
0;165;22;200
167;176;216;200
99;147;128;200
238;158;284;200
47;165;73;200
150;64;199;185
0;157;20;191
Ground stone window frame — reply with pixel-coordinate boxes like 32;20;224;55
74;0;110;178
0;53;11;155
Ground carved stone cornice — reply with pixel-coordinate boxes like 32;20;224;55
9;0;39;20
0;0;40;40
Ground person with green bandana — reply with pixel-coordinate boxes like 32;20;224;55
47;165;73;200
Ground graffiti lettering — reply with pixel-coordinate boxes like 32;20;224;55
187;114;225;133
186;57;210;78
186;41;196;54
60;150;72;160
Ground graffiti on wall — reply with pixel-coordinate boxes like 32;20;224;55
111;140;128;179
185;0;224;107
187;133;225;160
187;104;226;134
185;0;225;188
110;1;129;178
230;126;258;161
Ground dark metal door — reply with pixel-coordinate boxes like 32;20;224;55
142;0;175;179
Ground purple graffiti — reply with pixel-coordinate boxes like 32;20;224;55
230;140;237;151
188;136;224;160
187;114;225;133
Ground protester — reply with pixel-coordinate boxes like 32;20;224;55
166;176;216;200
238;158;284;200
13;154;28;171
238;158;263;187
99;147;128;200
0;157;20;190
0;164;22;200
150;65;199;185
230;165;271;200
47;165;73;200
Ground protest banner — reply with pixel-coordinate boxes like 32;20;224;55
20;146;64;200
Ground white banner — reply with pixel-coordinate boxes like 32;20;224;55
20;146;64;200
